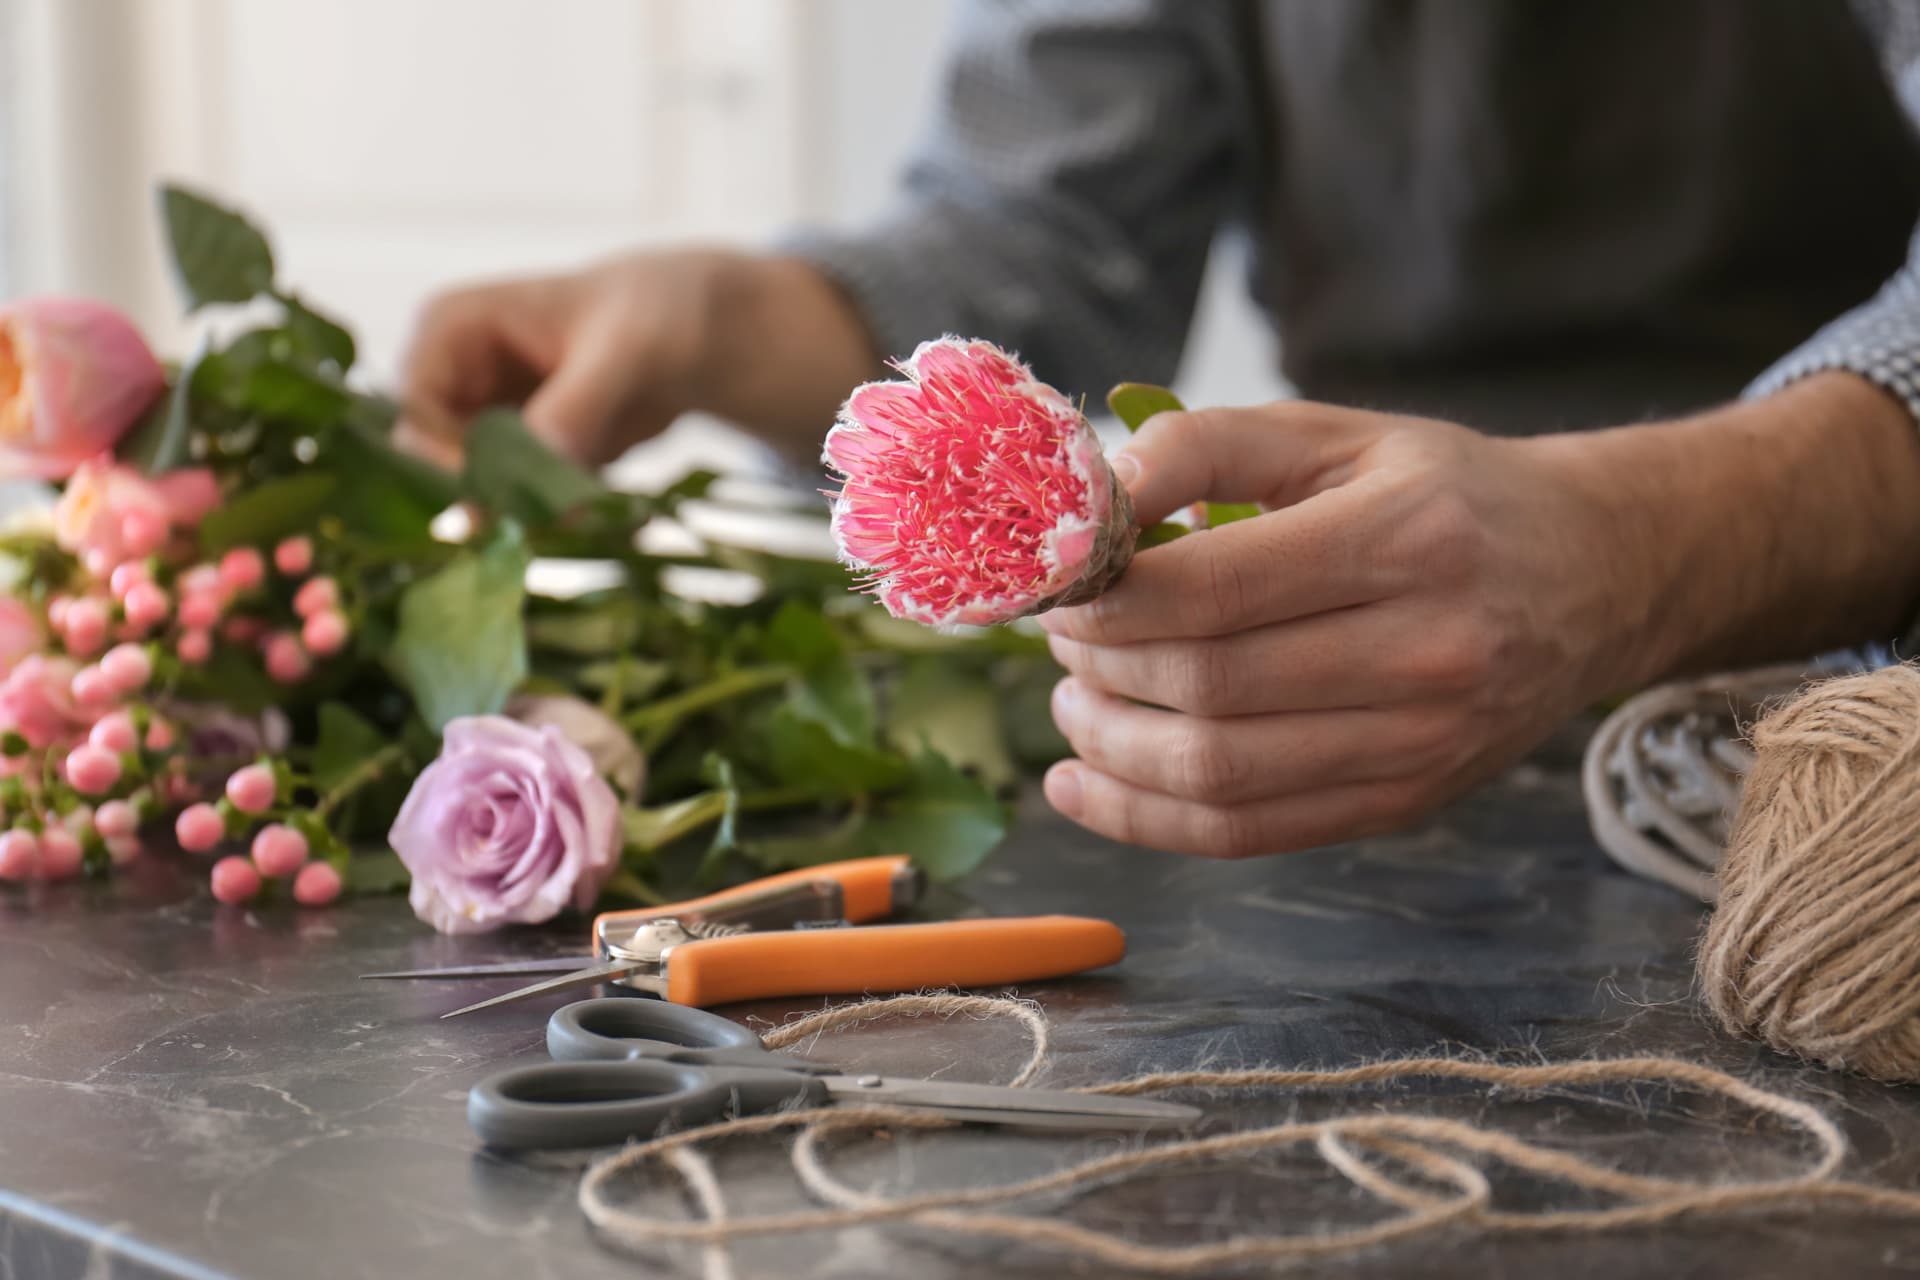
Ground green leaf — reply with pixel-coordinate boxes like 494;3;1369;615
170;644;284;714
198;471;338;554
313;703;386;793
764;601;873;746
347;850;411;894
462;408;607;525
160;184;276;309
766;705;906;794
1137;521;1189;549
1106;382;1184;433
277;292;356;371
320;416;458;542
868;752;1009;881
240;361;351;429
119;355;202;475
885;659;1015;790
388;529;532;730
1001;655;1072;768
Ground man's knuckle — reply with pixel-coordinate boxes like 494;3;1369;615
1402;622;1498;693
1177;724;1250;803
1199;547;1261;628
1165;642;1237;713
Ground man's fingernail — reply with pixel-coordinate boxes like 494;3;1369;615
1109;452;1141;489
1045;762;1083;818
1051;676;1078;717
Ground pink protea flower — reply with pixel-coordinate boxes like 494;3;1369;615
823;337;1134;628
0;298;165;479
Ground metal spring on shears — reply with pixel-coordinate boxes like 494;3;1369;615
682;920;751;939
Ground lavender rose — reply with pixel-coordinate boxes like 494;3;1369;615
389;715;622;934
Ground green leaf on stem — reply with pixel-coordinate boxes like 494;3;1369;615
321;416;459;543
388;527;532;730
120;354;204;475
462;408;607;525
868;751;1008;881
764;600;873;746
160;185;276;309
240;360;351;429
1106;382;1184;433
198;471;339;554
278;292;356;372
885;658;1015;790
347;850;412;894
313;702;387;793
1137;522;1189;549
766;705;906;794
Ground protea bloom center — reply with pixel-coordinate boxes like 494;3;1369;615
823;337;1135;628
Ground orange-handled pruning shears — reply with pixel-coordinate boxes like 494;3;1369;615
362;855;1126;1016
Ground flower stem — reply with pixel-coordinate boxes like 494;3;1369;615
624;665;792;753
315;743;405;821
602;868;665;905
620;784;818;852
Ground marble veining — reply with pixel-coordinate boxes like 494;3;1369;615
3;723;1918;1278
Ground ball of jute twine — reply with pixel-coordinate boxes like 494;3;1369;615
576;994;1920;1278
1699;662;1920;1082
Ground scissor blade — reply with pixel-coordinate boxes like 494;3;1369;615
438;960;646;1019
361;956;597;980
822;1076;1200;1132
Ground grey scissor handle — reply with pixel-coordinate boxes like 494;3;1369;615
469;997;833;1150
469;1058;830;1150
546;997;811;1071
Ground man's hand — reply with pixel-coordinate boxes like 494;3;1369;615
398;251;880;467
1040;377;1920;858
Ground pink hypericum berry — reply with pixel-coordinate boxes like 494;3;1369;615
93;798;138;838
61;598;108;656
293;577;338;619
219;547;265;592
302;609;349;657
176;802;224;852
47;595;70;629
38;826;82;879
88;710;138;754
225;763;276;814
0;830;37;879
122;582;170;630
104;834;141;866
69;664;116;709
176;629;213;665
263;632;310;684
177;593;222;629
119;508;167;558
178;564;222;598
292;859;343;907
822;337;1135;627
210;855;261;905
274;536;314;576
221;616;263;645
108;562;149;599
251;823;309;877
144;718;175;751
100;642;152;692
65;744;121;794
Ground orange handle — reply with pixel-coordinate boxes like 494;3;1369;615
664;916;1126;1006
593;855;911;940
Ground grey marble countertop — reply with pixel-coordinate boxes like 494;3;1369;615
4;728;1919;1279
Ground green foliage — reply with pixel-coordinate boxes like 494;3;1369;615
119;354;203;475
160;185;276;309
313;703;387;793
1106;382;1184;433
388;529;532;730
463;408;607;525
198;472;338;554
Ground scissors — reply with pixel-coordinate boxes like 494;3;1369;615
367;856;1129;1017
469;996;1199;1149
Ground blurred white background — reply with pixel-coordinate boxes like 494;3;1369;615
1;0;1285;438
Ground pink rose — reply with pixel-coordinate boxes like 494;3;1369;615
0;598;44;678
0;297;165;480
389;715;622;934
53;459;219;568
0;655;83;749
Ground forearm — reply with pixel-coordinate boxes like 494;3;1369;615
1533;372;1920;690
689;253;885;453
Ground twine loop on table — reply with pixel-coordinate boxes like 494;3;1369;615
577;993;1920;1276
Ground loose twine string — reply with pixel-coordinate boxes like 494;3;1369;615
576;994;1920;1276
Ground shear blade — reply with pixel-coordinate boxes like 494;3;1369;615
361;956;597;979
437;959;647;1019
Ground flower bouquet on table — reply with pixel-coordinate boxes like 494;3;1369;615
0;184;1078;934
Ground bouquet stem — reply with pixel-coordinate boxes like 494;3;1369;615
624;665;792;753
